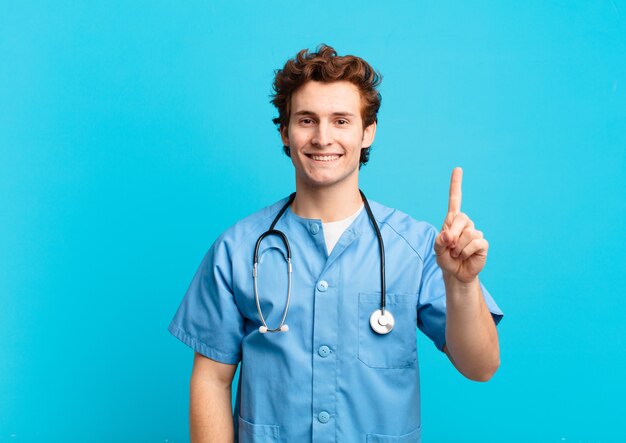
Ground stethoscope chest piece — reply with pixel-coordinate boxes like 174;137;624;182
369;309;394;335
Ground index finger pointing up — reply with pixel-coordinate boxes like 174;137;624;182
447;167;463;215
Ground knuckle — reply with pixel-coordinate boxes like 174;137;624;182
464;228;478;239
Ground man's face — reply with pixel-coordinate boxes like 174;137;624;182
281;81;376;190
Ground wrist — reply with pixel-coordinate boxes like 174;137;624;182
443;272;479;291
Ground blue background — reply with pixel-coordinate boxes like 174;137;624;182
1;1;625;441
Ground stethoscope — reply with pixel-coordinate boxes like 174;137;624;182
253;190;394;335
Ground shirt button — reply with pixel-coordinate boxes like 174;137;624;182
318;411;330;423
310;223;320;234
317;280;328;292
318;345;331;358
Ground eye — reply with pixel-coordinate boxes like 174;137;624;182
336;119;349;125
299;118;315;125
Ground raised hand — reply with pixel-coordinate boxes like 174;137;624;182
434;167;489;283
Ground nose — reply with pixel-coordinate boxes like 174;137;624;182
311;122;333;147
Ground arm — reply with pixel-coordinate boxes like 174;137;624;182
190;352;238;443
442;277;500;381
435;168;500;381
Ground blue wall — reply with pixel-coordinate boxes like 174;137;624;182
1;1;625;441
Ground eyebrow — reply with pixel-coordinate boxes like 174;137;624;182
292;110;357;117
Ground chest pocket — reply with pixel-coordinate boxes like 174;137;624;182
238;416;279;442
358;293;418;369
366;426;421;442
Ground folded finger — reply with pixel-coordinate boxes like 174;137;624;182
446;213;474;245
451;229;483;258
459;238;489;261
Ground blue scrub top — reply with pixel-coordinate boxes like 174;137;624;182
168;196;504;443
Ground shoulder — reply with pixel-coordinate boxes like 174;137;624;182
367;200;439;263
211;195;291;257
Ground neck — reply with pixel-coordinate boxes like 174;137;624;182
291;176;363;223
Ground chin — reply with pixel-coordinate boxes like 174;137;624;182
301;172;353;189
304;178;338;188
294;162;358;189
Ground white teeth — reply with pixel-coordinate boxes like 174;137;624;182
310;155;340;161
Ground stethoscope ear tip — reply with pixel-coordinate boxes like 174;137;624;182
258;324;288;333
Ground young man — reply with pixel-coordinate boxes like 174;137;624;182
168;45;503;442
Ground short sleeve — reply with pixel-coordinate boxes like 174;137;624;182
167;236;244;364
417;226;504;352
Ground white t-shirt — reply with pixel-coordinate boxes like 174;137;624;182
322;204;365;255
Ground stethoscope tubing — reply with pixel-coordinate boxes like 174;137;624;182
360;190;386;315
253;191;391;334
253;229;293;333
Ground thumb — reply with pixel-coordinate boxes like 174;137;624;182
434;231;448;256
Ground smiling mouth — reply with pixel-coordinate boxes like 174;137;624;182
306;154;343;162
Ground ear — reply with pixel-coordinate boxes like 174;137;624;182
280;125;289;147
361;121;377;148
